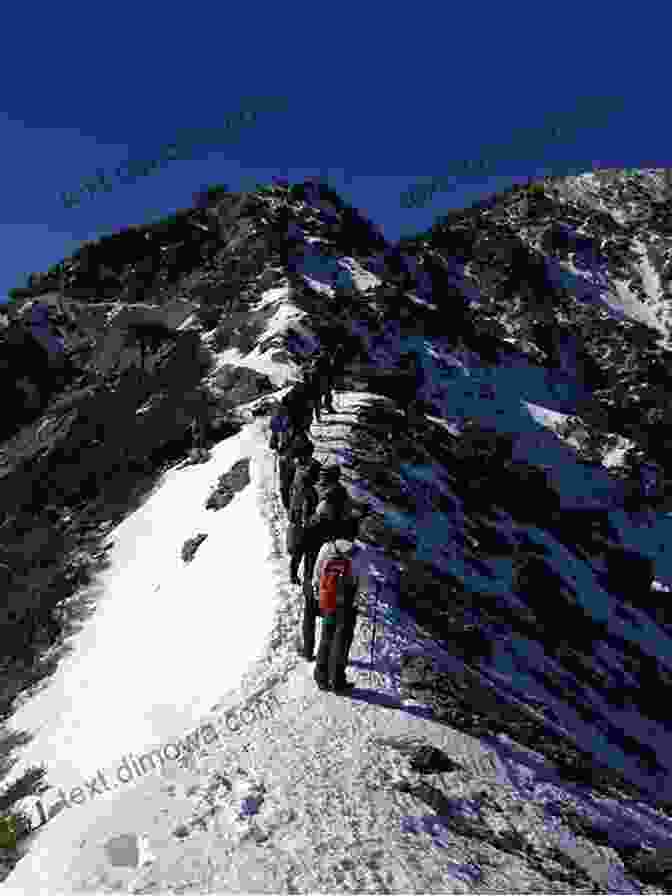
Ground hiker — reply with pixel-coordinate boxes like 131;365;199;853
288;448;322;585
285;379;314;433
278;426;313;512
269;400;291;451
307;351;334;421
312;518;368;692
331;341;347;382
321;347;337;413
300;464;351;627
269;399;293;507
288;457;324;662
269;400;291;446
304;355;322;423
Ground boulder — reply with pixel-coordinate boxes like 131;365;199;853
181;533;208;563
212;365;274;409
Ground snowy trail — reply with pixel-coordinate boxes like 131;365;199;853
4;419;279;816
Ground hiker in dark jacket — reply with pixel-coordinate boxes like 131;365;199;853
278;428;313;511
270;402;295;503
331;342;347;381
321;349;337;413
289;457;323;659
269;401;291;452
285;380;313;433
312;523;368;691
311;350;335;420
304;355;323;423
301;464;350;610
288;449;321;584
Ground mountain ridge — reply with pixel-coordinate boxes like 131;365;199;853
2;172;672;891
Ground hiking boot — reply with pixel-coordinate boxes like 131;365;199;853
331;679;355;693
315;679;331;691
299;651;315;662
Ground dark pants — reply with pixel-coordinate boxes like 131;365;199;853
279;456;294;510
321;376;335;411
289;530;307;581
310;386;322;422
314;603;358;688
300;536;321;655
302;543;320;595
302;590;319;659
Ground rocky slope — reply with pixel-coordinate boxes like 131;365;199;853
2;174;672;891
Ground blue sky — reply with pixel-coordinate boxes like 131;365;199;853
1;0;667;301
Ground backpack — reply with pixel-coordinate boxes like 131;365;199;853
307;484;349;539
318;542;353;616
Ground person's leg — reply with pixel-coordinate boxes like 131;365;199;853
343;605;358;662
328;610;350;688
302;545;318;597
323;379;335;412
314;615;336;687
301;589;318;659
279;458;292;510
330;603;358;688
290;550;302;583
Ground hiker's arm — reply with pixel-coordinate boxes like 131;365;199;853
312;546;327;592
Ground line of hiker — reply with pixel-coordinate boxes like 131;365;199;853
268;341;369;694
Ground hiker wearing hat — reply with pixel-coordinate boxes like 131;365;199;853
287;446;322;586
277;426;313;512
283;380;313;434
312;518;368;692
306;350;333;422
299;464;350;657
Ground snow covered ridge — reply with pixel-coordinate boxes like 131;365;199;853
400;95;626;208
6;177;672;890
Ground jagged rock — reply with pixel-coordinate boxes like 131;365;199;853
205;458;251;510
408;744;461;774
181;533;208;563
104;833;139;868
212;366;271;409
626;845;672;886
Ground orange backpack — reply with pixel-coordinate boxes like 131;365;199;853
318;543;352;616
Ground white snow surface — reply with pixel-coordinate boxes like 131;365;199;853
4;421;277;810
